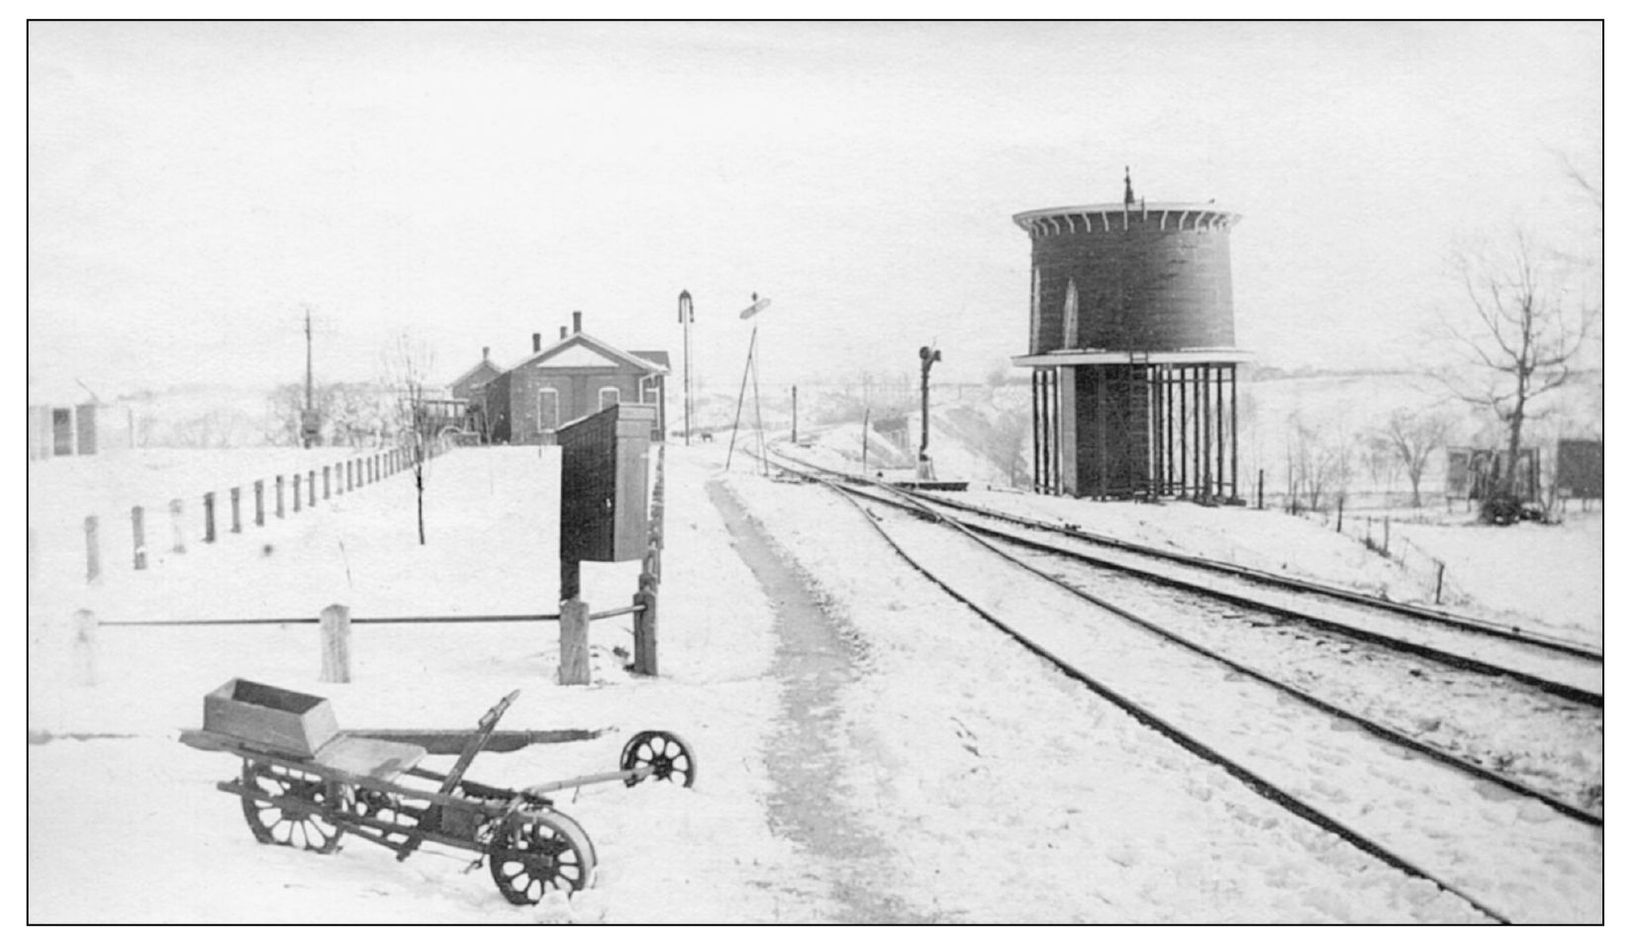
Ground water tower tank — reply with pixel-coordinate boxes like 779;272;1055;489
1014;202;1240;355
1011;175;1249;503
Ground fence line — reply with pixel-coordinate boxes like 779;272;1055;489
91;607;665;629
79;599;645;686
80;445;430;581
1302;509;1467;607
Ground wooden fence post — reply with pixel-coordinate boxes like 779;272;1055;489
308;470;317;507
1257;469;1264;510
84;515;100;582
169;499;186;554
323;466;331;499
558;559;589;685
559;599;590;685
230;487;242;533
294;474;304;513
275;476;285;518
1434;561;1446;605
320;604;352;683
254;480;265;526
1335;496;1343;533
73;609;99;686
131;506;147;570
633;571;658;676
204;491;216;542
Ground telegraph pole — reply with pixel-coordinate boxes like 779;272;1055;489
301;307;320;448
305;309;314;410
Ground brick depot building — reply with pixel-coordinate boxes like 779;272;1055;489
473;312;668;445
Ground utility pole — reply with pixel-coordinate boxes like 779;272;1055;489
678;290;694;446
300;307;320;448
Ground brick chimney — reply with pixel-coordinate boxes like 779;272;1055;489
482;346;490;362
532;333;541;352
572;311;583;334
559;326;567;339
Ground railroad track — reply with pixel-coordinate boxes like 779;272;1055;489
746;450;1603;923
769;450;1603;705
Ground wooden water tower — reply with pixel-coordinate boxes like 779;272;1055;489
1012;170;1252;501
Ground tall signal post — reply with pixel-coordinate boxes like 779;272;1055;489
918;344;941;480
726;293;772;473
678;290;695;445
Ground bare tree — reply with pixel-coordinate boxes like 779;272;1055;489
1445;230;1591;512
1285;412;1351;514
1368;408;1455;508
382;334;438;545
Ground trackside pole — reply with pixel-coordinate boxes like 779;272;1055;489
320;604;352;683
726;324;758;471
559;559;589;685
84;516;100;582
74;609;99;686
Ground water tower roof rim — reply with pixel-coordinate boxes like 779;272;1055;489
1013;202;1240;231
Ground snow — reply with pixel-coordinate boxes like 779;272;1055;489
794;417;1602;645
26;440;1603;923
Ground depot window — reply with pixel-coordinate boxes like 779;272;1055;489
537;388;559;431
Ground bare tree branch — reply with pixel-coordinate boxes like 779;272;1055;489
1443;229;1589;512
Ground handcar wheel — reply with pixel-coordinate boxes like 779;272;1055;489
487;810;597;904
239;759;346;854
620;730;697;788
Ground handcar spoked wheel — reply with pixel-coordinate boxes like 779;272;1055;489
620;731;697;787
239;759;346;854
487;810;597;904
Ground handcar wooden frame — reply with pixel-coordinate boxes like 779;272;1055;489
179;679;695;905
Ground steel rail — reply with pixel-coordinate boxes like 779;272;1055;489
911;487;1601;660
768;447;1599;661
841;479;1601;827
859;489;1603;708
809;474;1512;924
764;452;1601;706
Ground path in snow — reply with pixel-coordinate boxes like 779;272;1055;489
708;478;933;924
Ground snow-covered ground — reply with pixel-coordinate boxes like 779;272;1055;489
29;447;813;923
26;441;1603;922
790;420;1603;644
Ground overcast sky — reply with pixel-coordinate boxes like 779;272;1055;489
28;21;1602;396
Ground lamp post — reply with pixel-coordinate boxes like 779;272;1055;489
678;290;694;446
